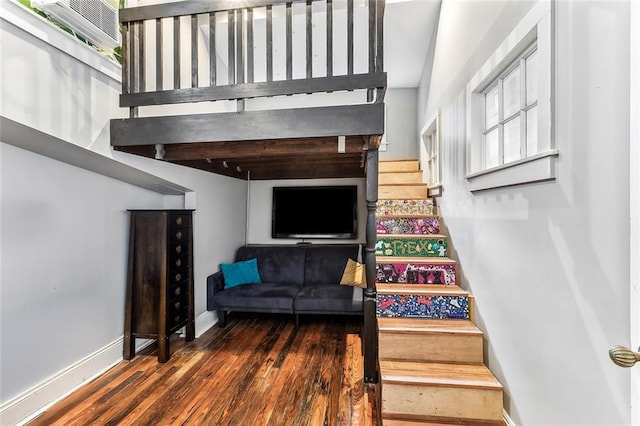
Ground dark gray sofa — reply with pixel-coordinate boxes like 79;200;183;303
206;244;363;326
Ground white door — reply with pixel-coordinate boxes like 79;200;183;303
630;1;639;423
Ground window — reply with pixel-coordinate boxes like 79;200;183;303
482;46;537;169
421;108;442;188
466;1;557;191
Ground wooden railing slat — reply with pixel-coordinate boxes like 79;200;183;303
138;20;145;92
228;10;235;85
376;0;384;73
174;16;180;89
266;5;273;82
347;0;353;75
191;14;198;88
247;8;254;84
209;12;216;86
237;9;244;85
326;0;332;77
368;0;375;74
306;0;312;79
156;18;163;91
286;3;292;81
122;22;130;94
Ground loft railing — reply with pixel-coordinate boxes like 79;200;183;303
119;0;385;113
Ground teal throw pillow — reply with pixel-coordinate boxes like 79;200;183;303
220;258;262;288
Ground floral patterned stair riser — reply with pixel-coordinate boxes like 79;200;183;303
375;237;448;258
376;262;456;285
376;217;440;235
376;199;435;216
377;295;469;319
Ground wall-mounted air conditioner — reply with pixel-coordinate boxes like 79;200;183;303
32;0;120;49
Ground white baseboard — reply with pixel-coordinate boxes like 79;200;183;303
0;338;124;426
2;313;217;426
503;409;517;426
195;310;218;338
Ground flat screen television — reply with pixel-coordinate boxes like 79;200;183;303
272;185;358;239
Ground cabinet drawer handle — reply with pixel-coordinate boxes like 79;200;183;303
174;301;181;310
174;287;181;296
175;231;182;240
175;217;183;226
175;273;182;282
175;315;181;323
175;258;182;268
175;245;182;254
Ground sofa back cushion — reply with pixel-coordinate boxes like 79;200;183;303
236;245;306;286
304;245;359;285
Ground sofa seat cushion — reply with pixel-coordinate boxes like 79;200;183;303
294;285;363;313
213;283;300;312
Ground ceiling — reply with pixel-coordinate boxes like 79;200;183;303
384;0;441;88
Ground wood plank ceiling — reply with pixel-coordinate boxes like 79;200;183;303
114;136;371;180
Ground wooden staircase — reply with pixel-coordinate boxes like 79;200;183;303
376;160;504;425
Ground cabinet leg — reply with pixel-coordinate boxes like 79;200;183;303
186;319;195;342
123;332;135;360
158;335;170;363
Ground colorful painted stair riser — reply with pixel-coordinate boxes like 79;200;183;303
375;237;448;257
376;263;456;285
376;295;469;319
376;217;440;235
376;199;435;216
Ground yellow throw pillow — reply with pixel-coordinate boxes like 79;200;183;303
340;259;367;289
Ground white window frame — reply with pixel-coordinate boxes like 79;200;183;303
420;108;442;190
465;0;557;192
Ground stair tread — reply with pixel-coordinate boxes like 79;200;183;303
383;417;503;426
378;234;447;239
376;214;440;219
377;256;456;264
376;284;468;297
380;360;503;390
378;318;482;335
379;183;428;187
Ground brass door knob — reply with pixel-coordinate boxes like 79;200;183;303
608;345;640;368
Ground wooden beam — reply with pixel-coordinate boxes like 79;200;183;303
175;159;365;180
111;103;385;146
120;72;386;107
368;134;383;149
162;137;365;160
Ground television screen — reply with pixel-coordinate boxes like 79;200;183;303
272;186;358;239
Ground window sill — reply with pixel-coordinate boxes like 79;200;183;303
465;150;559;192
427;184;443;197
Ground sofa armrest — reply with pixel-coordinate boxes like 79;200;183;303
206;271;225;311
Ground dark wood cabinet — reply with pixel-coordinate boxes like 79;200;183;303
124;209;195;362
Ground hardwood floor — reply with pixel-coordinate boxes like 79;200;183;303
29;314;381;426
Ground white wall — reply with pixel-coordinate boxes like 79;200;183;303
418;1;631;424
246;177;365;244
0;3;247;423
380;88;419;161
0;141;166;403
